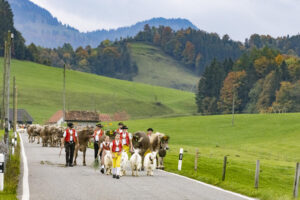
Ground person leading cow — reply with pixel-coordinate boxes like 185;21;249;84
61;123;78;167
120;125;133;155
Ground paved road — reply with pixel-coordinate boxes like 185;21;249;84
18;133;253;200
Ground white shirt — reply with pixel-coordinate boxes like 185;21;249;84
63;129;77;142
121;132;132;145
95;130;101;142
100;141;110;149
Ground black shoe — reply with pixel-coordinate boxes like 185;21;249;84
69;163;73;167
116;175;120;179
100;168;104;174
113;174;116;178
65;163;68;167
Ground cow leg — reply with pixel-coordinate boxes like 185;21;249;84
83;149;86;166
73;149;78;166
141;156;145;171
161;157;165;170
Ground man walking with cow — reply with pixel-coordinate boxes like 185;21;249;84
61;122;78;167
93;123;104;162
120;125;133;155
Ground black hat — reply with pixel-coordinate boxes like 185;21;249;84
118;122;124;126
147;128;153;132
67;122;74;128
96;123;103;128
121;125;128;130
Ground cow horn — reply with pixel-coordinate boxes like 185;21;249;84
138;137;144;142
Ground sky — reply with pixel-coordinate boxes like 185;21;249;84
29;0;300;41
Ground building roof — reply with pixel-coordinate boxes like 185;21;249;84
9;109;34;122
47;110;63;124
65;111;99;122
99;114;112;122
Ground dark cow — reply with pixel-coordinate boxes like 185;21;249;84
132;131;150;169
73;127;95;166
150;132;170;170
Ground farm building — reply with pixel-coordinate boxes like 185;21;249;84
65;111;100;127
47;110;64;125
9;109;34;124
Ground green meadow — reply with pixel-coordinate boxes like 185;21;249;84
120;113;300;200
130;42;198;91
0;58;196;123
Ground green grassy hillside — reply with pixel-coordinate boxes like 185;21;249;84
0;58;196;123
130;42;199;91
121;113;300;200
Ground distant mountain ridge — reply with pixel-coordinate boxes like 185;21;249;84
7;0;198;48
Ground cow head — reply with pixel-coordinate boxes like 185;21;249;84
132;135;144;149
160;135;170;151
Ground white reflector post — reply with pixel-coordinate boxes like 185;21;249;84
12;138;15;155
178;148;183;171
0;154;4;191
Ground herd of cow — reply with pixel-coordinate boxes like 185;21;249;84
24;124;170;176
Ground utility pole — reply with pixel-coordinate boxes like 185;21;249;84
63;64;66;123
13;76;17;132
1;41;7;130
4;31;13;144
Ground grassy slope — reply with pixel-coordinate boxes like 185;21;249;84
130;42;199;91
0;58;196;123
121;113;300;200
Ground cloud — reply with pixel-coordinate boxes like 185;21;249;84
29;0;300;41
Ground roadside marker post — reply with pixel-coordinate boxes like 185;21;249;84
178;148;183;171
0;154;4;191
12;138;15;155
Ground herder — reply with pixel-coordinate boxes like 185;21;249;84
120;125;133;155
62;123;78;167
110;132;122;179
93;123;104;161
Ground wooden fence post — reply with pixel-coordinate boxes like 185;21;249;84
194;148;199;171
222;156;227;181
255;160;260;189
293;162;300;198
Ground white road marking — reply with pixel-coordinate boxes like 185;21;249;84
159;170;255;200
18;132;30;200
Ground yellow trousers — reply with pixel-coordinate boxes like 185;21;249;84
123;145;130;156
112;152;121;168
144;148;151;157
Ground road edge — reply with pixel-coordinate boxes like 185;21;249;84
18;132;30;200
159;170;256;200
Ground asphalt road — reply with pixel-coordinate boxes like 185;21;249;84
18;133;254;200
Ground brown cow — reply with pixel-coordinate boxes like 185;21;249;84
73;126;95;166
132;131;150;170
150;132;170;170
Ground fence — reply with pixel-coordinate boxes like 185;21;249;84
177;148;300;198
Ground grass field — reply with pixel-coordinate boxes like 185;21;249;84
130;42;199;91
116;113;300;200
0;131;20;200
0;58;196;123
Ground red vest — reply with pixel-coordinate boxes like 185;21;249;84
120;132;130;146
102;142;110;150
65;128;76;142
112;140;122;152
93;129;104;139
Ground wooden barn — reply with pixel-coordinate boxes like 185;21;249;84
65;111;100;127
9;109;34;125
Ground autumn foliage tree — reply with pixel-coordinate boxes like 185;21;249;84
218;71;247;113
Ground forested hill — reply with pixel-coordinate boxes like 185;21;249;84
7;0;198;48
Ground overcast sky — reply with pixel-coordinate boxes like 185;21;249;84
29;0;300;41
